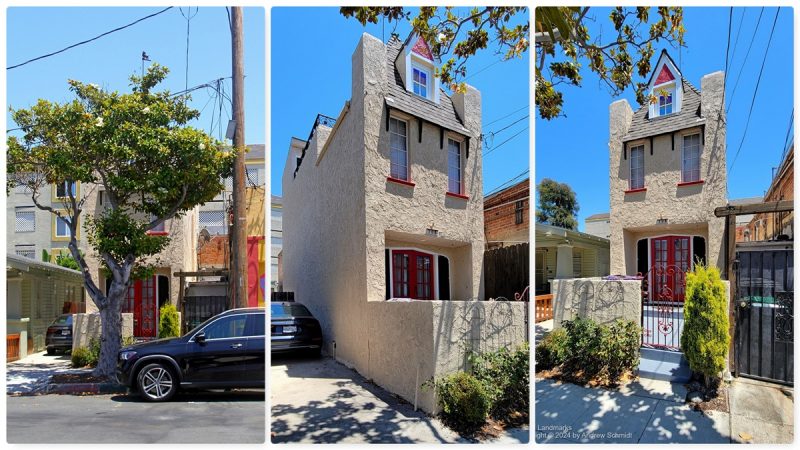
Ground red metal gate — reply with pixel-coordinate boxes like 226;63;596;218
642;262;686;351
123;277;158;338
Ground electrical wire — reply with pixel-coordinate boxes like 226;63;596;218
483;127;528;157
7;7;174;70
727;8;746;73
179;7;199;104
484;168;529;197
727;7;765;114
729;7;781;176
483;105;529;128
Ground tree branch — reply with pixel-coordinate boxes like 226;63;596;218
146;185;188;231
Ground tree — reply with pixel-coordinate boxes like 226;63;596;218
536;178;579;230
341;7;529;93
7;65;235;378
535;7;685;119
681;263;729;389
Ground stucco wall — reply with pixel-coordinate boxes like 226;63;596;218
551;278;642;327
609;72;727;275
72;312;134;350
363;300;527;414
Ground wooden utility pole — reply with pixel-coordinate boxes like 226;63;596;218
230;7;248;309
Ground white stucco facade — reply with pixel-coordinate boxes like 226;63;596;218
281;33;518;413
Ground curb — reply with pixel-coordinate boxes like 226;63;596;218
45;382;128;395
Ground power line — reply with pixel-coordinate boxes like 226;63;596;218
483;127;529;157
727;7;765;114
485;168;529;197
464;59;503;81
724;7;732;91
179;7;199;104
483;105;529;128
779;108;794;165
727;8;746;72
7;7;174;70
482;114;529;148
729;7;781;176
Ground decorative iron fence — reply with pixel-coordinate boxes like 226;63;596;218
641;264;686;351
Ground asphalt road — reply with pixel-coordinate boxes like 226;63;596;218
7;390;265;443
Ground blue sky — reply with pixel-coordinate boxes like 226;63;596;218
271;7;530;197
535;7;794;231
7;7;265;145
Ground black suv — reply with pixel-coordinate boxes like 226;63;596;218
116;307;265;402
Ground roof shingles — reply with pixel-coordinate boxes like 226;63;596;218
623;79;705;142
385;37;471;136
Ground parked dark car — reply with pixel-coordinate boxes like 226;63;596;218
45;314;73;355
116;307;265;402
270;302;322;356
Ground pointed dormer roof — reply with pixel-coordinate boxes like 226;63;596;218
622;50;706;143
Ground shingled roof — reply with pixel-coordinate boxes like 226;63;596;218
623;78;706;142
385;36;472;136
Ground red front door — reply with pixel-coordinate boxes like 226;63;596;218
650;236;690;302
391;250;435;300
123;276;158;337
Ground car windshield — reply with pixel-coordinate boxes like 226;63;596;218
52;315;71;325
270;303;312;317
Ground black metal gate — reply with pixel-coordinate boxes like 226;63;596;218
183;295;227;332
735;243;794;385
641;264;686;351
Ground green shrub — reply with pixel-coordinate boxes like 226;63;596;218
535;328;569;371
71;347;94;368
681;263;729;386
122;336;137;347
158;303;181;338
562;316;603;376
430;371;490;432
598;320;640;382
470;343;530;418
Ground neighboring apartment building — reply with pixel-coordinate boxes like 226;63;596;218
730;196;763;242
609;50;727;282
584;212;611;239
744;145;794;241
282;33;509;413
7;180;197;338
484;178;529;249
270;194;283;291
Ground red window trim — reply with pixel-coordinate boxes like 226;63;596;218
391;249;435;300
624;187;647;194
446;192;469;200
677;180;704;187
146;231;169;236
387;176;416;188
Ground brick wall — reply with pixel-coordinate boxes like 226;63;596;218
198;235;229;268
484;179;530;248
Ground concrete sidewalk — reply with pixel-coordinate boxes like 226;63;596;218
7;351;75;394
536;376;794;444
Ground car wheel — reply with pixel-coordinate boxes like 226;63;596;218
46;347;56;355
136;363;178;402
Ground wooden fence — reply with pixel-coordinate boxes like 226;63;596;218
7;334;21;362
484;243;529;300
535;294;554;323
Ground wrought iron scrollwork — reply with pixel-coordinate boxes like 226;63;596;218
775;291;794;342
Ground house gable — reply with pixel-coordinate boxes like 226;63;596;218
647;50;684;119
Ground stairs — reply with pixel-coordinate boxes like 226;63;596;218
638;347;692;383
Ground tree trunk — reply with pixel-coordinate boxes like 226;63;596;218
93;280;126;379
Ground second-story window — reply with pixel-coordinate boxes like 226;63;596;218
56;181;77;199
682;133;701;183
55;216;72;238
447;139;462;194
15;207;35;233
389;117;408;181
630;145;645;190
149;214;166;234
515;200;524;224
412;67;429;98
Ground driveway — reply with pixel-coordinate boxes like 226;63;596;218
270;354;463;443
7;351;77;394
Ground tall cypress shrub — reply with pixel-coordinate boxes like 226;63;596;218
680;263;730;387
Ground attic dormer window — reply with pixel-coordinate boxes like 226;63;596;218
659;90;674;115
412;66;429;98
648;51;683;119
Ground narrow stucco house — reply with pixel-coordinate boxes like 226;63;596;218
609;50;727;285
282;33;526;413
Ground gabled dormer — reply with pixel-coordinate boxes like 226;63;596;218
395;33;441;104
647;50;683;119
